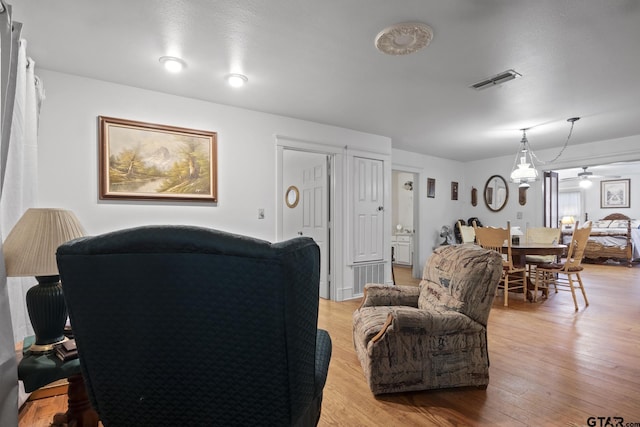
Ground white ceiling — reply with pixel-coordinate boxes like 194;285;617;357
11;0;640;162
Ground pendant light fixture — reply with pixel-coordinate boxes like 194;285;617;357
509;117;580;188
509;129;537;188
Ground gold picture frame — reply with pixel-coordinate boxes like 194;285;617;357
285;186;300;208
99;116;217;202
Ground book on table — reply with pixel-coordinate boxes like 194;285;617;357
55;339;78;362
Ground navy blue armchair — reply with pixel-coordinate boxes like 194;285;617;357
56;225;331;426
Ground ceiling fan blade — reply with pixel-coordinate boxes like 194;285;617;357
560;173;621;181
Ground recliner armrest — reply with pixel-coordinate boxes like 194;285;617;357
371;307;482;344
314;329;332;393
358;284;420;309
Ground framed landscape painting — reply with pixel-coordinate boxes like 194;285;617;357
600;179;630;208
99;116;217;202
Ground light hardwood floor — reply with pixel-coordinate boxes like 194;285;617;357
19;263;640;426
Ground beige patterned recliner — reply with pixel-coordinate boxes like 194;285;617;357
352;244;502;395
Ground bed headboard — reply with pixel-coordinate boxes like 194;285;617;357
602;213;630;221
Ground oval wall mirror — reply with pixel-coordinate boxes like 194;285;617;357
285;185;299;208
484;175;509;212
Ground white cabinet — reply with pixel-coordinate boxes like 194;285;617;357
391;234;413;265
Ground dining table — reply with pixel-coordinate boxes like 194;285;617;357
508;242;567;265
503;242;568;301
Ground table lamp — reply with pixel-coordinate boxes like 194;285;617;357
510;226;524;245
3;208;85;353
561;215;575;230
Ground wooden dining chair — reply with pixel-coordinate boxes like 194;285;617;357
457;220;475;244
473;221;527;307
524;227;562;298
533;221;592;311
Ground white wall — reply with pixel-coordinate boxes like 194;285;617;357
36;70;390;240
35;70;391;300
34;70;640;288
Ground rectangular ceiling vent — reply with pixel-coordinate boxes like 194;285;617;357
471;69;522;90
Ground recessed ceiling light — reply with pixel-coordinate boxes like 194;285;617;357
226;73;248;88
159;56;186;73
375;22;434;55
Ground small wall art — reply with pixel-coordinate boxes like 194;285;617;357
519;187;527;206
427;178;436;198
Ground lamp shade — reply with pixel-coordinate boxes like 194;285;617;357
510;226;524;236
510;129;539;186
561;215;575;225
510;162;539;181
3;208;85;277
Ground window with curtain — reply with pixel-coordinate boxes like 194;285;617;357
559;190;581;220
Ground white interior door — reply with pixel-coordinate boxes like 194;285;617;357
353;157;384;262
283;150;330;298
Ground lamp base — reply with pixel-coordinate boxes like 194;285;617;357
26;275;69;354
29;336;69;354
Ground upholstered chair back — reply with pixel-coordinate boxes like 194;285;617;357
419;245;503;326
57;225;330;427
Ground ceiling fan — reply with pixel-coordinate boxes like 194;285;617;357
561;166;621;187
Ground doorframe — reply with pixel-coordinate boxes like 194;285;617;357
347;148;392;289
275;135;343;301
392;164;422;280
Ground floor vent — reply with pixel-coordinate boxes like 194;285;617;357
353;262;385;295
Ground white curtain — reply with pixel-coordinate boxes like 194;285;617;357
559;191;581;218
0;1;43;424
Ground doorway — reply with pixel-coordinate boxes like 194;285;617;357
391;170;418;285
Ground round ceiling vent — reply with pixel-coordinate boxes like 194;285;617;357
375;22;433;55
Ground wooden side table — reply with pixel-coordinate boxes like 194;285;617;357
18;337;99;427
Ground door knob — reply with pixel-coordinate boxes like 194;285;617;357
298;231;303;235
377;206;384;211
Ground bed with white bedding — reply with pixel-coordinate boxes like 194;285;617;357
563;213;640;267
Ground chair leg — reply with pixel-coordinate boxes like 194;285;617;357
537;270;553;300
576;272;589;307
567;273;579;311
529;265;536;301
549;271;558;294
503;274;509;307
544;271;551;298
